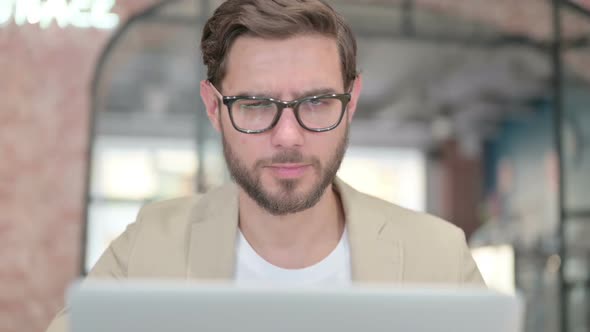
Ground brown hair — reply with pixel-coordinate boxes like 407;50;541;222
201;0;358;91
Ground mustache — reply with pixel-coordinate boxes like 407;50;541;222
255;150;318;167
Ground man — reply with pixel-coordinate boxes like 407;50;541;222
46;0;485;331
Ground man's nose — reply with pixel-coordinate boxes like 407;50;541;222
269;108;305;148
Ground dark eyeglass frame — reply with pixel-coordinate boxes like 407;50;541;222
213;85;352;134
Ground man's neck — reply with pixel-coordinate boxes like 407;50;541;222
238;184;345;269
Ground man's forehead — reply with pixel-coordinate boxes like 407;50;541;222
222;34;344;96
225;34;340;72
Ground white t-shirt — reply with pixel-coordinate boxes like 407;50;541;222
235;229;352;286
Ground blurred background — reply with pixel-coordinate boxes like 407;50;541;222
1;0;589;331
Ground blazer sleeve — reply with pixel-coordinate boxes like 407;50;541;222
45;211;144;332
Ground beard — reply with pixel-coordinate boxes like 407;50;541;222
222;126;349;216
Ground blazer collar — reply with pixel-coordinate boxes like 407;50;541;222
187;178;403;283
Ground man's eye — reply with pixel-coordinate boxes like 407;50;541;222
240;101;274;109
305;98;331;108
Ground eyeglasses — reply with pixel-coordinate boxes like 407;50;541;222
210;83;351;134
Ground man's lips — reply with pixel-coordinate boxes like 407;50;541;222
265;164;311;178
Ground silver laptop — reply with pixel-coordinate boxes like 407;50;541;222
68;280;524;332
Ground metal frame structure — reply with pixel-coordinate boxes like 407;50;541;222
554;1;590;331
83;1;590;331
551;1;566;331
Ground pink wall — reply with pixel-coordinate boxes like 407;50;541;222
0;2;157;331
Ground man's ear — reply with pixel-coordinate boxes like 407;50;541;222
200;80;222;132
346;74;363;122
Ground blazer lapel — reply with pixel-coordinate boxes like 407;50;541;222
335;178;404;283
187;182;239;280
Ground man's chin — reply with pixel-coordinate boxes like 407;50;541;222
266;176;311;195
259;193;320;216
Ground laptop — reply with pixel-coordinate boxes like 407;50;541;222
68;280;524;332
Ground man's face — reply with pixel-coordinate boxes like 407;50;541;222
204;34;360;215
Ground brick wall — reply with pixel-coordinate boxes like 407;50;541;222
439;140;483;238
0;2;157;332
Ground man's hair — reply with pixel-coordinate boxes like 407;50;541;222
201;0;358;91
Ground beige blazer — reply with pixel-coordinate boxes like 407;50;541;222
46;178;485;332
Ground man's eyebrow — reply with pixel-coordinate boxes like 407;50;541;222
292;88;339;99
230;88;340;100
230;90;274;98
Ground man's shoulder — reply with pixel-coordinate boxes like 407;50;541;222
139;195;201;220
136;182;235;227
351;189;465;244
352;191;482;284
